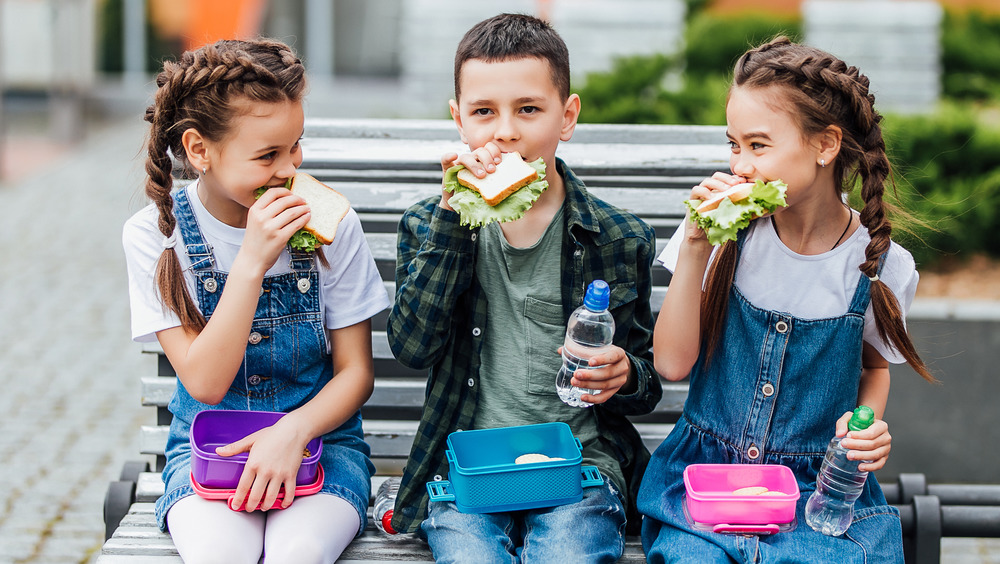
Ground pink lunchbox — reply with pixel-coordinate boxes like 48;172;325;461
683;464;800;535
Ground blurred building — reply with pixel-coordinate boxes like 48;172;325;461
0;0;686;121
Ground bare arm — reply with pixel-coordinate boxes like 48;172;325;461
156;189;309;404
837;342;892;472
222;319;375;512
653;173;743;381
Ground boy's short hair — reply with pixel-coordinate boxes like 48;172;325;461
454;13;571;102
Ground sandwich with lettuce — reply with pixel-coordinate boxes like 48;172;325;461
442;151;548;228
685;179;788;245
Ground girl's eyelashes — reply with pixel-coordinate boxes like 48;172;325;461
472;108;493;116
520;106;539;114
258;151;277;161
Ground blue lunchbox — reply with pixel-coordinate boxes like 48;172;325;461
425;422;604;513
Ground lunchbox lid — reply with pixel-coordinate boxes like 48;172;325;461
191;409;321;464
445;422;583;475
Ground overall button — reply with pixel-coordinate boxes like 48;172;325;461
203;278;219;293
248;374;262;386
472;327;482;337
775;320;789;333
258;287;264;297
747;444;760;459
297;278;311;293
248;332;262;345
762;383;775;397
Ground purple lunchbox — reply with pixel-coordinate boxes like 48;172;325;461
190;410;322;489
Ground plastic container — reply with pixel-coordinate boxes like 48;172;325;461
191;466;324;511
373;476;401;534
425;422;603;513
805;405;876;536
683;464;800;535
556;279;615;408
190;409;322;489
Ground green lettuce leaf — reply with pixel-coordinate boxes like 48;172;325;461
685;179;788;245
255;178;319;251
443;158;548;228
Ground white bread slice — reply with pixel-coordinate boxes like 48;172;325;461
289;172;350;245
456;151;539;206
695;182;754;214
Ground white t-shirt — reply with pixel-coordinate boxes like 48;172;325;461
123;181;390;342
657;217;918;364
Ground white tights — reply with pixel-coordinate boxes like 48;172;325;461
166;492;360;564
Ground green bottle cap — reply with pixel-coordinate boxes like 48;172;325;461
848;405;875;432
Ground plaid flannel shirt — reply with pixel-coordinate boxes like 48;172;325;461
386;159;662;534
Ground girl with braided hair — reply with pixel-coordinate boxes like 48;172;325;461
122;38;388;562
638;37;932;562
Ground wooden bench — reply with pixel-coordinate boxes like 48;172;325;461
100;119;996;563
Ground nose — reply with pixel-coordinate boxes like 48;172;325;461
276;150;301;181
493;113;519;143
730;151;754;178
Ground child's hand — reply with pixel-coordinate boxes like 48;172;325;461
835;411;892;472
216;420;310;512
241;187;311;272
559;345;632;404
440;143;504;211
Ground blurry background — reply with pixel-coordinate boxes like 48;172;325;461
0;0;997;562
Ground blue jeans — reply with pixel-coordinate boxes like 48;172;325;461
422;478;626;563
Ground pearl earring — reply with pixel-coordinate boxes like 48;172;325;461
202;167;207;175
819;159;826;168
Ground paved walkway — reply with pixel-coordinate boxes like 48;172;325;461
0;117;997;563
0;118;153;564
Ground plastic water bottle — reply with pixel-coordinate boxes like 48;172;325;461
805;405;876;536
556;280;615;408
373;477;400;535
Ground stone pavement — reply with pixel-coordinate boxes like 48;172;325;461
0;118;154;564
0;117;997;564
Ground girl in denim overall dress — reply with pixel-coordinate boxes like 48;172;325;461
638;38;936;563
122;39;389;563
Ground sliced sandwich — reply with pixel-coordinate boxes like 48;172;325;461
255;172;351;251
685;179;788;245
444;151;549;228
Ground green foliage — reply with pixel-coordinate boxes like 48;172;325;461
941;11;1000;102
684;13;801;79
576;12;799;125
883;105;1000;265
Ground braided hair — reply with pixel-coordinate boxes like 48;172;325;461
144;39;306;332
701;37;933;382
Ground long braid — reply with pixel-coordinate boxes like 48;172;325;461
142;39;306;333
707;36;936;382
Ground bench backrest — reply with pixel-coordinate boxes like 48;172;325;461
143;118;729;472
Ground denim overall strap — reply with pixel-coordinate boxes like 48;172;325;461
172;187;215;273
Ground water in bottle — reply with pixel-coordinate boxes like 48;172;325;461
805;405;876;536
556;280;615;408
373;476;401;535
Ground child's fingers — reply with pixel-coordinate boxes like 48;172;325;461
834;411;854;437
440;152;459;172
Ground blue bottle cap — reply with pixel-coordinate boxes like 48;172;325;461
583;280;610;311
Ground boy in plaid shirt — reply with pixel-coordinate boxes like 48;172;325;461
387;13;662;562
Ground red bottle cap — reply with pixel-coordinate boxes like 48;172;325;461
381;509;397;534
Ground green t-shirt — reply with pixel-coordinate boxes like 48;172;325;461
472;207;625;493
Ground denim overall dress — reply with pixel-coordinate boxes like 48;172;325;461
639;233;903;563
154;187;375;532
